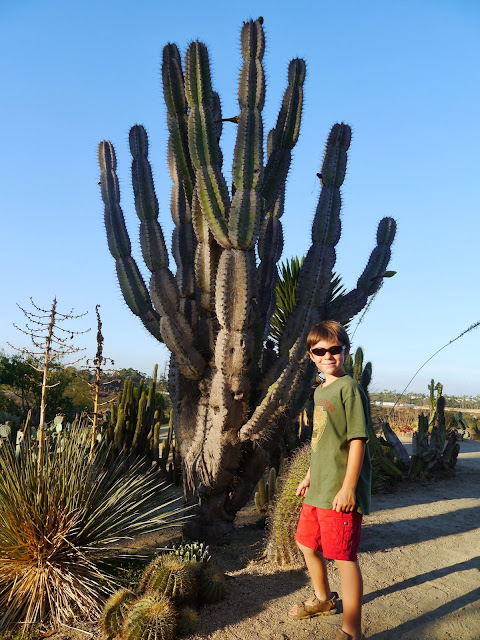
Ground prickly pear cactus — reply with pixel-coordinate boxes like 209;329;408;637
99;17;397;541
102;588;135;636
138;555;197;603
121;594;177;640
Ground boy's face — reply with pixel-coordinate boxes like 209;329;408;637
309;338;348;382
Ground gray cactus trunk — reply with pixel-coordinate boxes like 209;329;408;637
98;18;397;542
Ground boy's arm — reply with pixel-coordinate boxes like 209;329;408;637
296;467;311;497
332;438;365;512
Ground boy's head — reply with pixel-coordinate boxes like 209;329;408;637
306;320;350;354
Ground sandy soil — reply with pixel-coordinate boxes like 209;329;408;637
48;438;480;640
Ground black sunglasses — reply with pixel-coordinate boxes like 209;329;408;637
310;345;346;357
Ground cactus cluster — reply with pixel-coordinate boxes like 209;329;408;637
99;17;397;540
102;545;225;639
103;366;166;461
157;410;182;484
165;540;211;563
254;467;278;513
454;412;480;440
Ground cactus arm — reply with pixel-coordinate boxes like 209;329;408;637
228;18;265;250
191;92;223;316
162;43;195;206
128;126;206;380
261;59;306;213
328;216;397;324
185;41;231;249
256;58;306;337
274;123;350;363
98;140;162;342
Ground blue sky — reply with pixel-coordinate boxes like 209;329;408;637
1;0;479;396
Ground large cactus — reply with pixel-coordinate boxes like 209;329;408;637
98;18;396;541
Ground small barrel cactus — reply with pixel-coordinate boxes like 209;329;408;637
178;606;200;636
122;593;177;640
197;563;226;604
138;555;197;603
102;588;136;636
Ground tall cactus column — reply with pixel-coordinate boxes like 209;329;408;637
99;17;397;542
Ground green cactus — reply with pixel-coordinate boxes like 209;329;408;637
197;563;226;604
265;443;311;567
99;17;396;541
165;540;211;564
138;555;197;603
408;392;460;476
177;606;200;636
108;366;167;462
102;588;136;636
255;466;278;512
121;593;177;640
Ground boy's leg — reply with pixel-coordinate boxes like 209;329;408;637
289;542;332;615
336;559;363;640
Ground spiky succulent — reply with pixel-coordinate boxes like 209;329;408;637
138;555;197;603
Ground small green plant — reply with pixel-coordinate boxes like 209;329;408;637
164;540;211;563
255;466;278;512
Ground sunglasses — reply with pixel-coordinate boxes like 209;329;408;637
310;345;346;357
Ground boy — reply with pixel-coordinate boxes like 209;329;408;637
289;320;371;640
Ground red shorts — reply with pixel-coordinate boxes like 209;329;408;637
295;504;363;561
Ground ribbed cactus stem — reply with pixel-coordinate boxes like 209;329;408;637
122;594;177;640
185;41;231;249
98;141;162;342
229;18;265;249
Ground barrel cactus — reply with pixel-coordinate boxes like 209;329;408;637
121;594;177;640
98;17;396;541
138;555;197;603
102;588;136;636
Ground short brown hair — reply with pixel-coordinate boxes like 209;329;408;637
306;320;350;352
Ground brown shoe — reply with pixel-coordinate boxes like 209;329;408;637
289;591;338;619
332;630;366;640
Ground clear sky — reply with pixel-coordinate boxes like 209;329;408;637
1;0;479;396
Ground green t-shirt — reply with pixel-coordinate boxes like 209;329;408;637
304;375;371;515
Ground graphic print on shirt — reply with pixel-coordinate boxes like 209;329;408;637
311;405;328;453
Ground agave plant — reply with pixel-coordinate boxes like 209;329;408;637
0;423;186;630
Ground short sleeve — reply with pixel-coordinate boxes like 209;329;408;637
344;389;368;441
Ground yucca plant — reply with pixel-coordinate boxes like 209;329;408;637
0;422;186;631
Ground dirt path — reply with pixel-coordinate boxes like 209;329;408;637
49;439;480;640
186;438;480;640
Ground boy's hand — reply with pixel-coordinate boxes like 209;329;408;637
296;476;310;497
332;486;356;512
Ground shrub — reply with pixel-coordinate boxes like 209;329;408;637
0;423;186;631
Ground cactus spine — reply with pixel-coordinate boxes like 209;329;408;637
99;18;397;541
